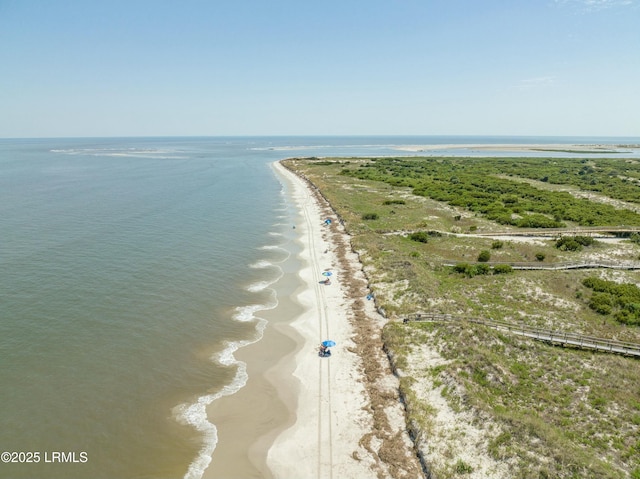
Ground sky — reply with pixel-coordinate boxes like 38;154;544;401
0;0;639;138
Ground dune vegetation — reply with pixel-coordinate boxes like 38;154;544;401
284;156;640;479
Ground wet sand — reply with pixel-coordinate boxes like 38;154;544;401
201;168;309;478
202;160;419;478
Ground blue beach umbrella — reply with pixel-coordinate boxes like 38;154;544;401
322;271;332;277
322;340;336;348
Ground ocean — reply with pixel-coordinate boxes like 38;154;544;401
1;136;639;479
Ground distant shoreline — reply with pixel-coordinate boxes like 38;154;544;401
392;143;640;153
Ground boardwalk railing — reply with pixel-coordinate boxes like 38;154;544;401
441;260;640;270
404;313;640;358
470;226;640;237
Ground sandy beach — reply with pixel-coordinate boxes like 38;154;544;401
266;161;374;477
265;161;421;478
201;160;420;478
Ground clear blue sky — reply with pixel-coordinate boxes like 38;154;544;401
1;0;638;138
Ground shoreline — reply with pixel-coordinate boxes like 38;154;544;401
391;143;639;153
266;161;422;477
200;159;383;478
265;161;376;477
200;173;306;478
201;158;423;478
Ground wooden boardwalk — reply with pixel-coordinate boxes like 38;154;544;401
470;226;640;237
404;313;640;358
441;260;640;270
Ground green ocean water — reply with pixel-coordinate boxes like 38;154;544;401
1;136;638;479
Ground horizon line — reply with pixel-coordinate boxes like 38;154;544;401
2;134;640;141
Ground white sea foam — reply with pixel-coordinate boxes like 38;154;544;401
249;260;272;269
176;206;288;478
101;153;187;159
259;245;281;251
233;303;269;322
247;281;271;292
176;343;251;479
247;269;284;292
50;147;186;159
178;298;276;479
175;397;217;479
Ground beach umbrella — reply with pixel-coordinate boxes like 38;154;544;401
322;271;332;277
322;340;336;347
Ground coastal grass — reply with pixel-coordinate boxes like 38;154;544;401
285;157;640;479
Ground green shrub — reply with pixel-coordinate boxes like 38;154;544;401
408;231;429;243
615;309;640;326
453;263;470;274
589;292;612;315
493;264;513;274
452;263;491;277
582;277;607;291
574;235;595;246
478;250;491;262
583;272;640;324
341;157;640;228
452;263;490;278
383;199;406;205
491;240;504;249
556;237;582;251
475;263;491;275
535;252;546;261
557;235;596;251
516;214;564;228
362;212;379;220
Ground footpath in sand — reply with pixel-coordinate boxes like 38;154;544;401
269;161;422;479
